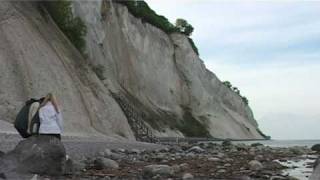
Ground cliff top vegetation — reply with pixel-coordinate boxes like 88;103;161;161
118;0;199;55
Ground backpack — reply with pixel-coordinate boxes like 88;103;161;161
14;98;41;138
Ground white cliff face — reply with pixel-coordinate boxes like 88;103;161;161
0;2;134;139
170;34;261;138
72;1;263;139
0;1;263;139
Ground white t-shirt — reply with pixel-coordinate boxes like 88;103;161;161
39;102;63;134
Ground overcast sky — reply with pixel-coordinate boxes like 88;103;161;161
145;0;320;140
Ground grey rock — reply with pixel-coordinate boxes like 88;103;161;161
222;140;232;147
216;169;227;173
72;160;86;173
225;158;234;162
104;149;112;156
155;153;166;160
0;136;66;176
289;147;304;155
130;149;141;154
116;148;126;153
249;148;256;156
94;157;119;170
310;158;320;180
172;164;181;173
251;143;263;147
270;176;286;180
311;144;320;152
186;152;196;158
182;173;194;180
105;152;123;160
208;157;220;162
143;165;173;177
159;148;170;153
30;174;38;180
97;151;105;157
248;160;263;171
255;155;264;161
161;160;169;163
215;153;225;158
187;146;205;153
0;172;34;180
0;151;4;158
179;163;189;170
234;175;252;180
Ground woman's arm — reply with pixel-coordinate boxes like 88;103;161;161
56;112;63;133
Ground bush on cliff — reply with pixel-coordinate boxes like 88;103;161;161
118;1;178;34
43;0;87;54
118;1;199;55
175;18;194;36
188;38;199;55
223;81;249;105
177;106;211;138
241;96;249;105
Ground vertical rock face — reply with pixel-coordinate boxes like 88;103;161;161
72;1;263;139
0;2;134;139
0;1;264;139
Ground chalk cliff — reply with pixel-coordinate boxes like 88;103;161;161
0;1;264;139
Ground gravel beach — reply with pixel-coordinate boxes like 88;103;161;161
0;120;319;180
0;132;164;160
0;120;164;160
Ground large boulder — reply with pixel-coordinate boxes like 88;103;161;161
94;157;119;170
143;164;173;177
310;158;320;180
311;144;320;152
0;151;4;158
0;135;66;176
187;146;205;153
248;160;263;171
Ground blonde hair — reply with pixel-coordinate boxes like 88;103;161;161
40;93;60;113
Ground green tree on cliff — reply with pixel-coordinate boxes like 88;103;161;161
175;18;194;36
43;0;87;54
223;81;232;88
242;96;249;105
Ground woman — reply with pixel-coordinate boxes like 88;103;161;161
38;93;63;140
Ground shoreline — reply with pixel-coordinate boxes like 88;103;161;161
1;132;319;179
61;140;320;179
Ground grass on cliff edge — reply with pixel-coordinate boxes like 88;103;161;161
118;0;199;55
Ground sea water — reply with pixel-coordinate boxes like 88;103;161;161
233;139;320;148
233;140;320;180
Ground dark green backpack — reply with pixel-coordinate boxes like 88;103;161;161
14;99;41;138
